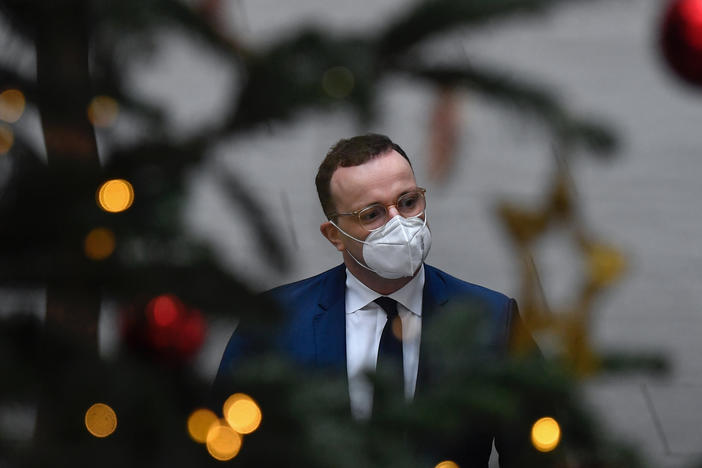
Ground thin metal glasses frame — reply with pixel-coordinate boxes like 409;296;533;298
327;187;427;231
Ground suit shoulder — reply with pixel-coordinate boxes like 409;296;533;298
425;264;522;353
264;264;345;304
425;264;511;305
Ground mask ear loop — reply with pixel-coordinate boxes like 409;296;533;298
328;220;368;245
328;213;429;275
328;220;379;274
345;248;378;274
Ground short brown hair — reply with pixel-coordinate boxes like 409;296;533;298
315;134;411;218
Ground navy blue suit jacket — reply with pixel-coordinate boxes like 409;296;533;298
215;264;527;466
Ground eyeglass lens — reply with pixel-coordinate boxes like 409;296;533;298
358;190;425;230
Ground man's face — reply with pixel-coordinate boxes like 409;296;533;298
322;149;418;262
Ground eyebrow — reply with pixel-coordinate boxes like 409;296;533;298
351;186;419;211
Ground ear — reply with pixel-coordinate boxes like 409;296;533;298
320;221;345;252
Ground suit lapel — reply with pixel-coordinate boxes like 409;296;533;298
422;264;449;320
417;265;448;393
312;264;347;369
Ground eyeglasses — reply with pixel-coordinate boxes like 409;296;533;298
328;188;426;231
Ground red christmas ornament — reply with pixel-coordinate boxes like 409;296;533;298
660;0;702;87
121;294;207;364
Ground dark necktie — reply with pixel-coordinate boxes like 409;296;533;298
374;296;404;402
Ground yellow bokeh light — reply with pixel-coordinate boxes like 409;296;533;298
85;403;117;438
322;66;354;99
97;179;134;213
87;95;119;128
531;416;561;452
0;123;13;155
223;393;262;434
187;408;218;444
0;89;25;123
84;227;116;260
206;421;242;461
435;461;459;468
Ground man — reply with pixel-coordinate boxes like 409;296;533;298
215;134;534;465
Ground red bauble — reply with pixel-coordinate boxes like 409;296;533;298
121;294;207;364
660;0;702;87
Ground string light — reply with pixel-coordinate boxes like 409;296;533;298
531;416;561;452
187;408;218;443
0;89;25;123
84;227;116;260
0;124;13;155
97;179;134;213
87;95;119;128
434;461;459;468
206;421;242;461
223;393;262;434
85;403;117;438
190;394;261;461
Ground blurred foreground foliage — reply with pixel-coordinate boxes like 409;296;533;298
0;0;673;467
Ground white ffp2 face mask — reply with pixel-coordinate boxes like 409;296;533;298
331;215;432;279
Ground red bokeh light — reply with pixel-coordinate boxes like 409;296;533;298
148;294;182;327
660;0;702;87
177;309;207;356
121;294;207;364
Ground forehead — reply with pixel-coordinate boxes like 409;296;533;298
329;150;416;211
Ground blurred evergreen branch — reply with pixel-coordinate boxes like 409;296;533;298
408;63;618;154
0;0;663;467
0;0;620;311
378;0;587;55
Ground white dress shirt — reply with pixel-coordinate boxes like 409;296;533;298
345;265;425;420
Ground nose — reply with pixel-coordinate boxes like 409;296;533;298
387;204;401;218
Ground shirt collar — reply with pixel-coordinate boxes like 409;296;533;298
345;265;425;317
